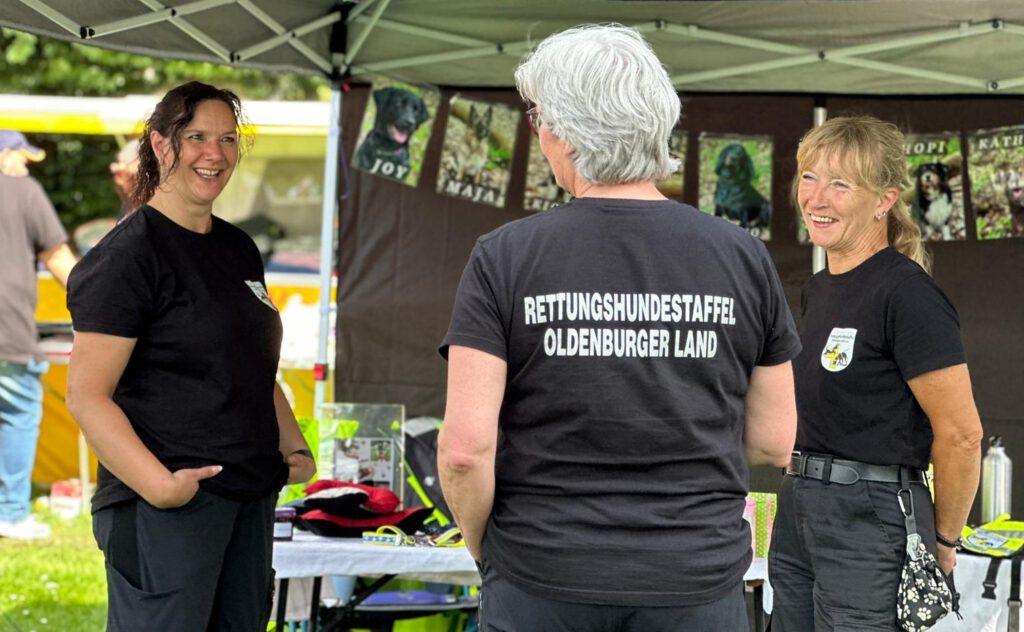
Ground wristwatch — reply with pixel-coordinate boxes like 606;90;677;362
935;531;963;550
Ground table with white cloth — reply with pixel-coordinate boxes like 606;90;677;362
750;553;1019;630
746;551;1019;631
272;532;480;630
932;552;1022;631
272;533;772;630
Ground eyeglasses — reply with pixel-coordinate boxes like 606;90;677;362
525;107;542;135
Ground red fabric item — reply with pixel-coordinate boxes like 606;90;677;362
303;487;371;515
298;506;431;538
303;479;400;514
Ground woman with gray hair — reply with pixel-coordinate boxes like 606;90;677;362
438;24;800;631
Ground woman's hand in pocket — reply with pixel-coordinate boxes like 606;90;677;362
146;465;222;509
935;545;957;576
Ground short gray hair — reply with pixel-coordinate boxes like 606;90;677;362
515;24;681;185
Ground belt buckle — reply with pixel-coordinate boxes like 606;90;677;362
796;452;809;478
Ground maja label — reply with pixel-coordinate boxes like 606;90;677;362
437;95;517;207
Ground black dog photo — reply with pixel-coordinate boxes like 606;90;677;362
699;137;773;240
355;84;433;184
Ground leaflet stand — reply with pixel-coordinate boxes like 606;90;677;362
315;402;406;506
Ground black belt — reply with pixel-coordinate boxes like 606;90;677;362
785;452;926;486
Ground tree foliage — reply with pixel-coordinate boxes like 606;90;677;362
31;134;125;233
0;28;327;99
1;29;329;236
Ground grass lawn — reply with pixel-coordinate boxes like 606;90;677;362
0;511;107;632
0;509;466;632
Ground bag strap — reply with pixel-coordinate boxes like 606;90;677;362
1009;556;1022;632
898;468;922;559
898;468;962;619
948;570;962;619
985;557;1005;600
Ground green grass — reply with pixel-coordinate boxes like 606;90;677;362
0;511;465;632
0;511;107;632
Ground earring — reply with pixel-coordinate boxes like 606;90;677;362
875;211;888;221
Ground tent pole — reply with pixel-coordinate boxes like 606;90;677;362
314;81;343;414
812;106;828;274
16;0;80;36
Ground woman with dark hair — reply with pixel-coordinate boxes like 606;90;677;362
65;81;314;630
769;116;983;631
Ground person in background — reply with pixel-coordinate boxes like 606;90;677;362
769;116;984;631
110;139;141;218
65;82;314;631
0;130;77;540
438;24;800;632
72;139;143;254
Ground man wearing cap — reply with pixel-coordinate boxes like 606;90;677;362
0;130;77;540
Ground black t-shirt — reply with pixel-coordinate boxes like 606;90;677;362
441;197;801;606
67;205;287;511
794;247;965;469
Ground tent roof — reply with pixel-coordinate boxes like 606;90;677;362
4;0;1024;94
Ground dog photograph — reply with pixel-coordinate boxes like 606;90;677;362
698;134;773;240
524;132;572;212
968;124;1024;239
437;95;517;207
654;128;687;200
354;78;439;186
903;133;965;241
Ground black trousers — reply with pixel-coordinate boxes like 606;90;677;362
768;474;936;632
477;559;748;632
93;490;277;632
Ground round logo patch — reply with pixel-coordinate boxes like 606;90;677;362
820;327;856;372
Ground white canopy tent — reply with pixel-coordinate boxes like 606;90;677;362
6;1;1024;93
4;0;1024;410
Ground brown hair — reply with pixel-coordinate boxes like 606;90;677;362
132;81;251;207
794;115;931;273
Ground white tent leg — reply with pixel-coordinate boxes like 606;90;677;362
812;106;828;274
314;83;342;414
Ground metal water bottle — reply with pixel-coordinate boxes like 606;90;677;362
982;436;1012;523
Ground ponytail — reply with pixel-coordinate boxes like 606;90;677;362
888;197;932;273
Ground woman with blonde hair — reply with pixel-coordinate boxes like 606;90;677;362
769;115;983;630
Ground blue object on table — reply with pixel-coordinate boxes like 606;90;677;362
362;589;457;607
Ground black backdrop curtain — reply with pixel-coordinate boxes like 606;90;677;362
334;89;1024;519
